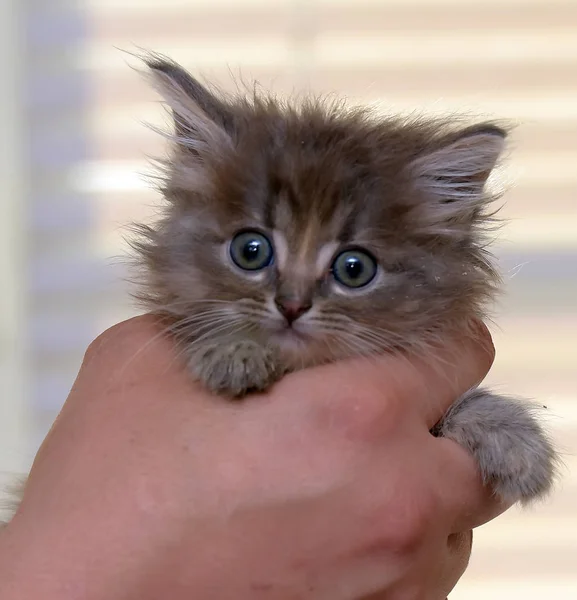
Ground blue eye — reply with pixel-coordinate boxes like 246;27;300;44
332;249;377;289
230;231;273;271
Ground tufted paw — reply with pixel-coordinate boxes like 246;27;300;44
188;340;282;398
433;388;559;504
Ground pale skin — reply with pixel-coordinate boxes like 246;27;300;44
0;316;507;600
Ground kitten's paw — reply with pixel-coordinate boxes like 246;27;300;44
433;388;558;505
189;341;282;398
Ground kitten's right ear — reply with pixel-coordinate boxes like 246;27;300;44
144;55;234;153
410;124;507;204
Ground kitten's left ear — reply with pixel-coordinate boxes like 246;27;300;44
411;124;507;204
144;54;234;154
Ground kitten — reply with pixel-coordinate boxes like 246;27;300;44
129;55;557;505
0;56;557;528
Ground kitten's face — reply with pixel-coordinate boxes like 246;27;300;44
136;58;505;367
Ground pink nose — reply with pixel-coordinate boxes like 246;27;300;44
274;298;312;324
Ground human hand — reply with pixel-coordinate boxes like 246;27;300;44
0;315;505;600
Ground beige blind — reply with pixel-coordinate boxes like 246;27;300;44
27;0;577;598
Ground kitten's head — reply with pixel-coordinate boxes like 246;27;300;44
134;56;507;367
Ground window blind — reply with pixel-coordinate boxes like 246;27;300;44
23;0;577;597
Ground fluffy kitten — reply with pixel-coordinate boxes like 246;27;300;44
130;55;557;505
0;56;557;529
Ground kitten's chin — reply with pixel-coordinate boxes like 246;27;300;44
270;328;310;350
269;328;318;366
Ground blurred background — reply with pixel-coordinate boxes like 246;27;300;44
1;0;576;596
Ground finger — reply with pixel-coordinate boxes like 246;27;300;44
435;531;473;599
280;320;495;430
66;314;204;414
358;533;472;600
434;437;512;531
398;321;495;428
80;314;185;384
32;315;204;468
26;314;190;463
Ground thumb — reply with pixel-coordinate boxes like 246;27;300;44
277;321;494;430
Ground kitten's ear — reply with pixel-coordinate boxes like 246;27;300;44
411;124;507;204
144;55;234;153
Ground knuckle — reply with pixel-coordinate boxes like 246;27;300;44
390;511;429;556
323;387;404;444
469;319;495;369
83;315;166;366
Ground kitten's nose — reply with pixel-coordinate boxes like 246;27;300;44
274;297;312;324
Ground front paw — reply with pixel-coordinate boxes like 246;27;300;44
188;341;282;398
433;388;559;505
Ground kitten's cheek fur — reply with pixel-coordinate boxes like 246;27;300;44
432;388;558;505
187;341;284;397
